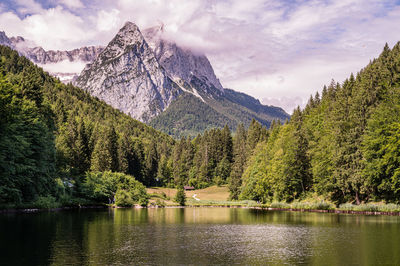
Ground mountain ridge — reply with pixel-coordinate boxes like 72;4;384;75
1;23;290;137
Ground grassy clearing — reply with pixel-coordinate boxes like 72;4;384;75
146;186;400;214
147;185;231;206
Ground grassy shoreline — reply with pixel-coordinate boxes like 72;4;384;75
2;185;400;216
147;185;400;216
2;203;400;217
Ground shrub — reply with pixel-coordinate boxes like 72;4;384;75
84;171;149;205
115;189;134;207
34;196;60;209
138;197;149;207
338;203;354;211
155;199;166;207
313;201;334;210
270;202;290;209
175;187;186;206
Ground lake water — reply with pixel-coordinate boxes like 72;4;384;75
1;207;400;265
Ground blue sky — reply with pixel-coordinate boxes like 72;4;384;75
1;0;400;112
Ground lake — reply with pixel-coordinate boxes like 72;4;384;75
1;207;400;265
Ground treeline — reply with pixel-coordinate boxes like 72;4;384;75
0;45;268;207
157;121;268;194
2;41;400;207
240;43;400;204
0;45;173;206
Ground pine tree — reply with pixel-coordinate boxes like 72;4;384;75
229;124;247;199
175;186;186;206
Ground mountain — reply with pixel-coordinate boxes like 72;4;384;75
74;22;181;122
1;23;289;137
143;25;224;92
75;22;289;137
0;31;103;82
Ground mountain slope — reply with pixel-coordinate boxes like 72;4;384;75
239;42;400;204
73;22;289;137
75;22;181;122
0;44;175;204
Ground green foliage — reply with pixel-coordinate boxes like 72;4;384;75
269;201;334;210
34;196;60;209
338;203;400;212
84;171;148;205
239;42;400;205
0;57;56;204
229;124;247;199
154;198;166;207
149;86;289;139
175;187;186;206
0;44;173;206
115;189;134;207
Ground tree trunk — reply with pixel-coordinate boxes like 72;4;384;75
355;191;360;205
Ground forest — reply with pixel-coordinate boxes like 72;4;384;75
1;41;400;208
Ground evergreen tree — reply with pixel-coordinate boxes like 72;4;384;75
229;124;247;199
175;186;186;206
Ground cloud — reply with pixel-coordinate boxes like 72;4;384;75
15;0;44;14
58;0;84;9
96;9;120;31
38;59;87;73
1;0;400;111
0;4;94;50
262;96;305;115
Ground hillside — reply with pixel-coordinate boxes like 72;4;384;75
150;87;289;138
0;45;174;205
239;43;400;204
74;22;289;137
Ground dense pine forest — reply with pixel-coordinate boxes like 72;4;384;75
1;41;400;208
240;43;400;204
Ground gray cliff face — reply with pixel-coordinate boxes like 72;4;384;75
74;22;180;122
24;46;104;64
0;30;103;64
143;26;224;93
0;30;103;82
0;31;12;46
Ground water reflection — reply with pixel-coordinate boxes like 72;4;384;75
0;208;399;265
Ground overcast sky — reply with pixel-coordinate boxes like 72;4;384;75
1;0;400;113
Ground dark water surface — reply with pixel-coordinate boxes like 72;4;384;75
1;207;400;265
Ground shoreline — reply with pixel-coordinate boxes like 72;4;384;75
2;204;400;216
180;204;400;216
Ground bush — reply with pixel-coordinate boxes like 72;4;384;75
34;196;60;209
155;199;166;207
270;202;290;209
313;201;334;210
138;197;149;207
84;171;149;205
115;189;134;207
175;187;186;206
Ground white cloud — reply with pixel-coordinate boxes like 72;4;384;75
38;59;87;74
96;9;120;31
0;5;94;50
262;96;305;115
1;0;400;112
58;0;84;9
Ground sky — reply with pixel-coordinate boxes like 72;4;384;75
1;0;400;113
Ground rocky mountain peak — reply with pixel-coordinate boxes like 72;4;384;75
74;21;180;122
9;36;25;44
142;25;224;93
0;31;11;46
